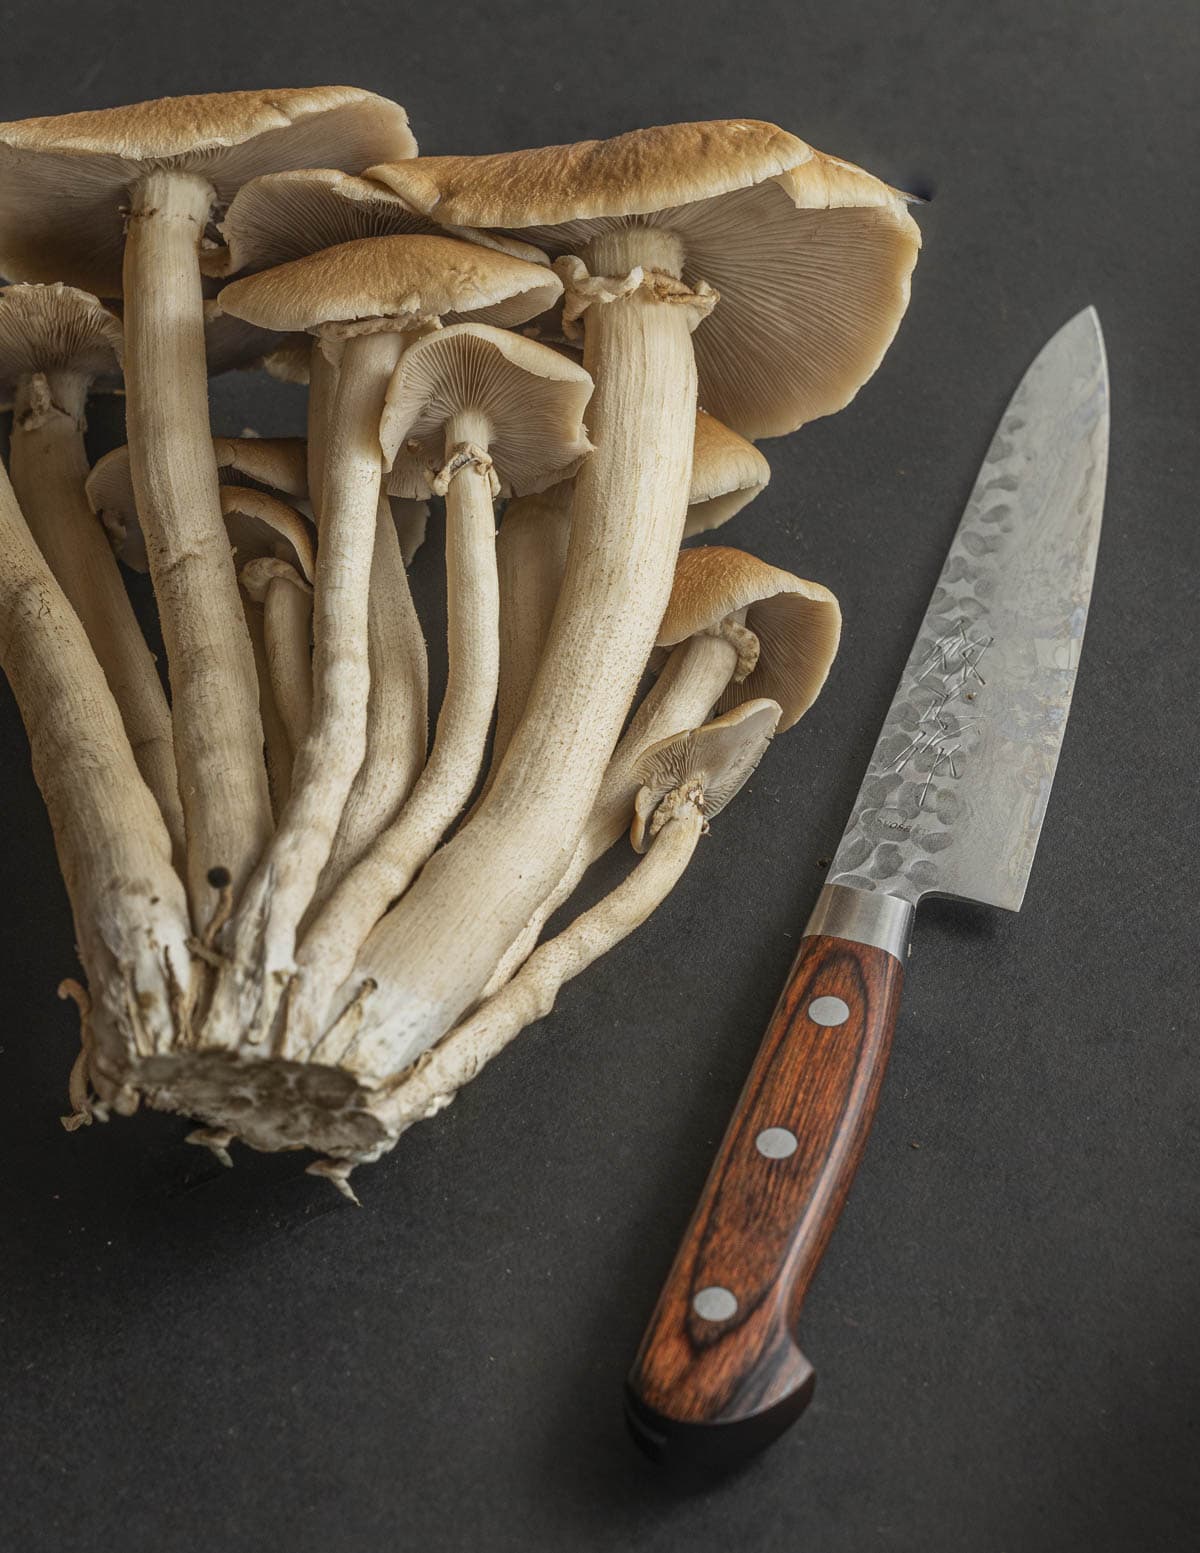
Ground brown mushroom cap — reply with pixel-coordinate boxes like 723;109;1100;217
630;698;782;852
685;410;770;538
381;322;593;498
371;121;809;230
0;282;122;400
368;122;920;439
658;546;841;730
217;233;562;336
87;438;311;569
218;486;315;581
0;87;416;297
218;168;549;279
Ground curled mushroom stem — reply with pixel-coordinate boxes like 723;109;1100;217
376;805;704;1137
220;327;405;1038
312;495;428;907
242;558;314;756
293;411;501;1040
344;225;700;1072
7;367;184;865
243;599;293;819
123;168;272;916
482;630;739;996
0;459;194;1084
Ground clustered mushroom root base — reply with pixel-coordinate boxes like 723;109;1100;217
0;89;921;1184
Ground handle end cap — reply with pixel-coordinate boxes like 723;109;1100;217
623;1357;816;1471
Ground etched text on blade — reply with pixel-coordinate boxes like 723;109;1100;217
829;309;1109;910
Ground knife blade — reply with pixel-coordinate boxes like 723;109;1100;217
625;307;1110;1467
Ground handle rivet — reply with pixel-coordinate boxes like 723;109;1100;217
808;995;850;1026
756;1126;798;1159
693;1286;738;1322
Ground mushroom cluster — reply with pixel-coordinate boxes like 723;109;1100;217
0;88;920;1195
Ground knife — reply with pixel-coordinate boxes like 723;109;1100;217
625;307;1110;1467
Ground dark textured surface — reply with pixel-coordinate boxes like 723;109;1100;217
1;4;1197;1550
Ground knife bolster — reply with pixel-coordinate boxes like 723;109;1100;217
803;883;914;962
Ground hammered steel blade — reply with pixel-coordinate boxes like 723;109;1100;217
828;307;1109;910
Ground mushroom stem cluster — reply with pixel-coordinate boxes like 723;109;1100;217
0;89;919;1181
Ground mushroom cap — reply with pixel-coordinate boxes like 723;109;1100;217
218;168;548;279
213;436;309;498
87;438;311;570
368;121;809;231
686;410;770;538
0;282;122;398
380;322;593;497
658;545;841;731
238;553;313;605
630;698;782;852
0;87;416;297
202;299;286;376
216;233;562;335
391;498;429;566
218;486;315;581
369;124;920;440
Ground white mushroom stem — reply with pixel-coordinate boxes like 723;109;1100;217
306;341;338;521
7;368;184;864
490;489;572;780
123;169;272;913
295;417;501;1032
347;228;700;1070
246;559;314;756
224;328;404;1029
374;805;704;1137
0;460;193;1093
313;495;428;902
244;600;292;818
482;630;741;996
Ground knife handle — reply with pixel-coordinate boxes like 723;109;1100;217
626;885;911;1468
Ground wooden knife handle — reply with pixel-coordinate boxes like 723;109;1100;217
626;920;905;1467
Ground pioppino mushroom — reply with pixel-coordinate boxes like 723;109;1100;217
366;700;783;1154
0;86;417;915
0;282;182;857
215;235;563;1044
296;323;593;1043
354;121;918;1062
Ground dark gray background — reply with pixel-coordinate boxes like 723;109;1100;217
1;3;1196;1550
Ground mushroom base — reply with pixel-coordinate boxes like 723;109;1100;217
94;1047;401;1163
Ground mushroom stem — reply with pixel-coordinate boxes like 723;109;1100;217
344;228;699;1069
8;368;184;864
0;459;193;1091
295;418;501;1030
244;600;292;817
306;341;337;522
482;631;739;995
313;495;428;902
490;488;572;780
123;169;272;914
223;328;404;1030
375;807;704;1136
261;569;314;755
